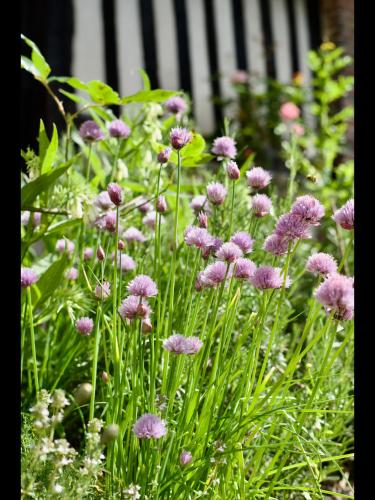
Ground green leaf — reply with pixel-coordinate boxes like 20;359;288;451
87;80;120;105
38;120;49;166
139;69;151;91
34;254;68;306
21;34;51;80
21;56;40;79
43;218;81;237
41;124;59;174
21;155;79;209
180;132;206;157
121;89;178;104
181;153;214;167
121;181;147;193
49;76;88;90
59;89;89;105
240;153;256;175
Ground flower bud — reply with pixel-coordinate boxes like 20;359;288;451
107;183;123;206
156;195;168;213
101;424;119;445
97;246;105;261
141;318;153;334
157;148;172;164
74;383;93;406
118;239;125;250
180;451;192;466
226;160;240;180
198;211;208;228
101;371;109;384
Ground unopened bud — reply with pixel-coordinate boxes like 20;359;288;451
180;451;192;466
198;211;208;228
97;246;105;261
157;147;172;164
107;183;123;206
226;160;240;180
141;317;153;334
156;195;167;213
118;240;125;250
100;423;119;445
101;371;109;384
74;383;93;406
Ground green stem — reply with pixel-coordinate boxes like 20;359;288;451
337;231;354;273
227;180;236;239
27;287;39;394
85;143;93;183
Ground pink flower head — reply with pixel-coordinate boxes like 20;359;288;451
211;136;237;159
226;160;240;180
246;167;272;190
119;295;151;321
216;242;243;263
81;249;93;264
137;197;152;213
231;70;248;84
21;211;41;227
184;227;213;249
170;127;192;150
76;317;94;336
108;119;130;138
251;266;291;289
107;183;123;206
275;213;310;241
79;120;105;142
133;413;167;439
230;231;254;254
103;211;117;233
263;233;289;256
165;96;186;114
118;240;125;250
95;281;111;300
156;195;168;213
157;147;172;164
306;253;338;276
279;102;300;121
234;258;257;280
163;334;202;355
21;268;38;288
180;451;193;466
251;194;272;217
94;191;114;211
292;123;304;136
198;211;208;228
123;227;146;243
291;195;324;225
56;239;75;255
201;261;228;287
333;199;354;230
117;254;136;272
66;267;78;280
202;237;223;259
190;195;211;214
143;211;158;230
127;275;158;297
207;182;227;205
315;273;354;320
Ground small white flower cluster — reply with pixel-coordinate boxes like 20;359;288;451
80;418;105;477
123;483;141;499
30;389;69;433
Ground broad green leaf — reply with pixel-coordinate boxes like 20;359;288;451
139;69;151;91
49;76;88;90
240;152;256;175
38;119;49;166
180;132;206;157
33;254;68;306
21;56;40;79
41;124;59;174
87;80;120;105
59;89;89;105
121;181;147;193
21;155;79;208
181;153;214;167
21;34;51;80
43;218;81;237
121;89;177;104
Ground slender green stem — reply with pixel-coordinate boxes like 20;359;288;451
85;143;93;183
227;181;236;239
26;287;39;394
337;231;354;273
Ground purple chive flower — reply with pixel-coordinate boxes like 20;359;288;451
306;253;338;276
234;258;257;280
165;96;187;114
156;195;168;213
207;182;227;205
211;136;237;159
251;266;291;290
56;239;75;255
133;413;167;439
94;281;111;300
226;160;240;180
198;211;208;228
21;268;38;288
119;295;151;321
157;147;172;164
137;197;152;213
246;167;272;190
123;227;146;243
263;234;289;256
202;237;223;260
315;273;354;320
94;191;114;211
66;267;79;280
21;211;41;227
117;254;136;272
275;213;311;241
201;261;228;287
104;211;117;233
108;119;130;139
97;246;105;261
170;127;192;150
332;199;354;230
163;334;202;355
75;317;94;336
143;211;159;230
107;183;123;206
180;451;193;466
216;242;243;263
79;120;104;142
184;227;213;249
251;194;272;217
127;275;158;297
230;231;254;254
83;247;94;261
190;195;211;214
291;195;325;225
